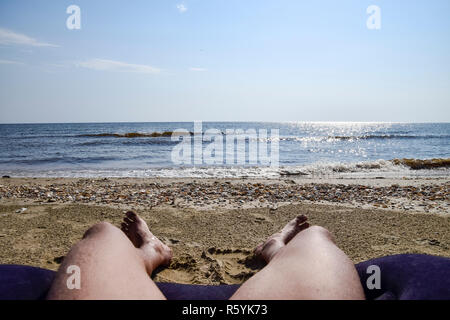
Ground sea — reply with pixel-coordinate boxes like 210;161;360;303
0;122;449;179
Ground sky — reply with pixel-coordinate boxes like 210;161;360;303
0;0;449;123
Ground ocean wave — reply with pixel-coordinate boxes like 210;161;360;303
332;134;449;141
279;158;450;176
277;134;450;143
3;158;449;178
0;156;118;165
6;132;449;144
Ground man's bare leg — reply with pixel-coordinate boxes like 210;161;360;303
47;211;172;300
231;216;365;300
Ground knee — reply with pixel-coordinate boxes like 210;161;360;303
304;226;335;243
82;221;118;239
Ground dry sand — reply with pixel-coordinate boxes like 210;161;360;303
0;177;449;285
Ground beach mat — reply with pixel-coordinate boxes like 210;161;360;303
1;254;449;300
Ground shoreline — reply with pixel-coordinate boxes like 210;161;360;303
1;176;449;214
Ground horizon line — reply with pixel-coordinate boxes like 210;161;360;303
1;121;450;125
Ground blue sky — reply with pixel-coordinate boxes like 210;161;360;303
0;0;449;123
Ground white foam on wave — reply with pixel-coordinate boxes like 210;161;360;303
4;159;449;179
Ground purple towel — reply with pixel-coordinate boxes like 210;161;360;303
0;254;449;300
355;254;450;300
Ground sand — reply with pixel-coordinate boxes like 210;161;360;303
0;177;449;285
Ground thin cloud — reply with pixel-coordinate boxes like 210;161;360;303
77;59;161;74
176;4;187;13
0;28;58;47
0;59;24;65
189;67;207;72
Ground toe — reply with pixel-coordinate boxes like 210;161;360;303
125;211;137;221
295;215;307;225
254;242;265;255
298;222;309;232
124;217;134;224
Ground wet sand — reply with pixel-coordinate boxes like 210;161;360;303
0;177;449;284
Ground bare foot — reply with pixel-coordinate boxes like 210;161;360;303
121;211;172;273
255;215;309;263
